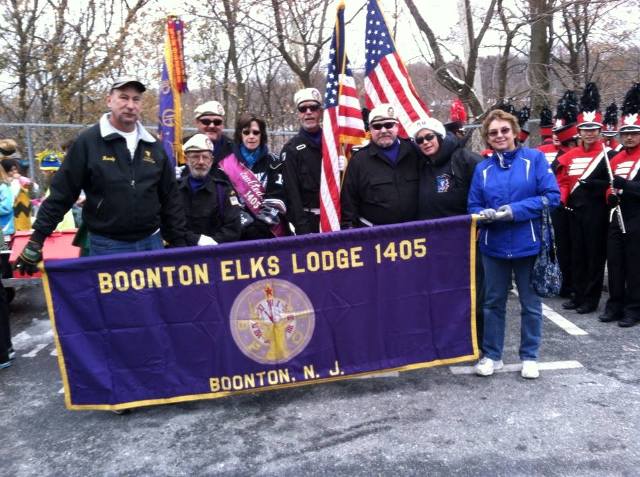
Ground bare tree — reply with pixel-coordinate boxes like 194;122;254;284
404;0;498;118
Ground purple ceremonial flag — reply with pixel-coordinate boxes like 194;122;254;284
43;216;479;411
158;62;176;166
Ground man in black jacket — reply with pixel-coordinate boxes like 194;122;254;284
282;88;324;235
179;134;241;246
341;104;419;228
16;76;187;272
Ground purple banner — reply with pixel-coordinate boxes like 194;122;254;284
43;216;479;411
158;61;176;167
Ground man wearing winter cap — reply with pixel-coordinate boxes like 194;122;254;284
15;75;187;273
282;87;324;234
193;100;233;162
341;103;420;228
177;134;241;246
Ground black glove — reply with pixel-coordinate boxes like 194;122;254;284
607;194;620;207
239;210;255;228
14;240;43;275
612;176;627;190
579;178;608;190
255;205;280;225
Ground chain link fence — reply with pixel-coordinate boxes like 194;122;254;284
0;122;298;187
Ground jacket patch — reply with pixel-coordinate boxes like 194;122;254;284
296;144;307;151
102;155;116;162
143;150;155;163
436;174;452;193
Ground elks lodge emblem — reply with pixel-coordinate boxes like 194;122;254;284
230;279;315;364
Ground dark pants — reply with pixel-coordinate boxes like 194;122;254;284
569;206;608;308
475;245;484;347
0;281;11;362
551;206;573;295
605;214;640;320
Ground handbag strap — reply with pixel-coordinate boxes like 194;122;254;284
540;198;558;260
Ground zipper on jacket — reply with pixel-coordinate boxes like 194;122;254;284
529;219;536;242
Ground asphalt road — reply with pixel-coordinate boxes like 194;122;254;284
1;285;639;476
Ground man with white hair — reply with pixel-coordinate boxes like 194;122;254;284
178;134;242;246
340;104;420;228
282;88;324;234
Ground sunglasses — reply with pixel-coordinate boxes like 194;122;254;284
298;104;320;113
242;129;261;136
415;133;436;144
199;118;223;127
488;127;511;137
370;122;397;131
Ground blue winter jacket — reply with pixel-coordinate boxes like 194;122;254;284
0;183;15;236
467;146;560;259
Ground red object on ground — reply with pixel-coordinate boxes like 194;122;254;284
10;230;80;278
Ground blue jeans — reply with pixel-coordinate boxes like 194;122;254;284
481;254;542;361
88;232;163;257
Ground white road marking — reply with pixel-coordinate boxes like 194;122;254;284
356;371;400;379
510;290;588;336
22;343;48;358
449;360;583;375
58;387;64;394
50;348;58;356
542;303;588;336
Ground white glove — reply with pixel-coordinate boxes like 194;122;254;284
175;165;186;179
197;235;218;246
338;155;347;172
479;208;497;222
496;205;514;221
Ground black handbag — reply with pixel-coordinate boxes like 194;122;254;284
531;202;562;298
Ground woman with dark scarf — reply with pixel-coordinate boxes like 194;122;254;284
225;113;287;240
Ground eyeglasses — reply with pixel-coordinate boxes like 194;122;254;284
488;127;511;137
298;104;320;113
199;118;223;127
186;153;213;162
242;129;261;136
370;122;397;131
415;133;436;144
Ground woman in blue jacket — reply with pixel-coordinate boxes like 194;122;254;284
468;109;560;379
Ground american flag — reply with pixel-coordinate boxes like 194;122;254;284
320;1;366;232
364;0;431;137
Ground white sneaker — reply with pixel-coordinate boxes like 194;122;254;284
521;360;539;379
474;357;504;376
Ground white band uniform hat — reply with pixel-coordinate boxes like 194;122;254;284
409;117;446;139
369;103;398;124
294;88;322;107
194;101;225;119
183;134;214;153
110;76;146;92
